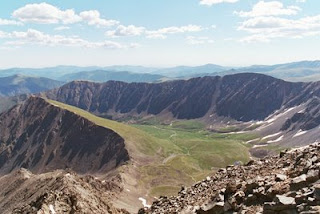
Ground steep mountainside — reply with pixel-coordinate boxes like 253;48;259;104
0;74;64;96
0;96;129;175
60;70;165;83
141;143;320;213
46;73;312;122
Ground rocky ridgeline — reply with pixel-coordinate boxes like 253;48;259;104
140;143;320;214
0;169;129;214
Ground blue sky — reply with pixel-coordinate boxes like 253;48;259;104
0;0;319;68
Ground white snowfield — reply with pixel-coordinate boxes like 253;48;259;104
293;130;308;138
139;197;151;208
267;135;284;143
265;107;296;124
49;204;56;214
261;132;281;140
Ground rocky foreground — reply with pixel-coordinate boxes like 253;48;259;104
0;169;129;214
140;143;320;214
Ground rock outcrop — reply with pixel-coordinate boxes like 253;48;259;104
0;96;129;174
140;143;320;213
0;168;129;214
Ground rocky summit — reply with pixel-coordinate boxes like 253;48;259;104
140;143;320;214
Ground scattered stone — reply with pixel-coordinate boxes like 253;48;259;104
276;174;287;182
142;143;320;214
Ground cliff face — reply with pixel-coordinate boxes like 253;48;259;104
0;97;129;175
46;73;314;122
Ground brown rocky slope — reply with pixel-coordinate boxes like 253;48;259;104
140;143;320;213
0;168;129;214
0;96;129;175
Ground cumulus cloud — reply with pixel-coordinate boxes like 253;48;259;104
12;3;81;24
186;36;214;45
235;1;301;17
238;15;320;42
12;3;118;27
104;24;203;39
0;29;135;49
79;10;119;27
0;18;23;26
200;0;238;6
106;25;145;37
145;25;203;39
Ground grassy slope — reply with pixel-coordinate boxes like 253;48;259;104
48;100;254;197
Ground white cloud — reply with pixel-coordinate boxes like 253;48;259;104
0;31;10;38
296;0;306;2
238;15;320;42
79;10;119;27
0;29;130;49
0;19;23;26
145;33;167;39
105;24;204;39
235;1;301;17
12;3;118;27
12;3;81;24
54;26;70;31
106;25;145;37
186;36;214;45
200;0;238;6
145;25;203;39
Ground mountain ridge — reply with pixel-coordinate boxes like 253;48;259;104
0;96;129;175
0;74;64;96
45;73;311;122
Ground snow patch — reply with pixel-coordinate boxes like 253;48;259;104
293;130;308;138
246;138;260;144
252;144;267;149
49;204;56;214
262;132;281;140
255;121;264;125
139;197;151;208
228;131;245;134
265;107;296;124
267;135;283;143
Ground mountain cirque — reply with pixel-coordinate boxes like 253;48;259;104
45;73;317;122
0;96;129;174
140;143;320;214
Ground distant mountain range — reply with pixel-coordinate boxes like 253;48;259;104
61;70;166;83
0;74;64;96
1;60;320;82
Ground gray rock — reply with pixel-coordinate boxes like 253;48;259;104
291;174;307;190
197;201;224;214
276;174;287;182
